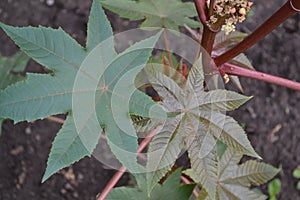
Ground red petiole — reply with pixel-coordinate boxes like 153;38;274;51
220;63;300;91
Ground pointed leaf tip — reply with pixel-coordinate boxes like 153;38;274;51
200;90;252;111
87;0;115;52
42;115;89;183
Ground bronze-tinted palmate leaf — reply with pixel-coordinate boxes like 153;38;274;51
142;55;258;195
185;148;279;199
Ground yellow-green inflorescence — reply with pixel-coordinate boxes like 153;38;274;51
207;0;253;34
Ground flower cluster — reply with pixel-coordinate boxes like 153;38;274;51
207;0;253;34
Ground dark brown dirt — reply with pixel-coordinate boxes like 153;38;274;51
0;0;300;199
232;1;300;199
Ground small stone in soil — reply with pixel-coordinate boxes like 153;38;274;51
246;106;257;119
18;171;26;185
246;123;256;133
25;126;32;134
60;188;67;194
46;0;55;6
10;146;24;156
35;134;41;141
284;18;297;33
77;173;84;181
268;124;282;143
73;192;79;198
65;182;74;190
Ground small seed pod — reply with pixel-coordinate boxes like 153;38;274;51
223;73;230;84
230;8;237;14
239;8;247;15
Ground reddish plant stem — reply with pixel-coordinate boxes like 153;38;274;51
194;0;217;74
193;0;215;47
181;176;199;197
290;0;300;11
47;116;65;124
201;26;216;56
97;166;126;200
201;26;218;76
137;129;158;153
208;0;215;16
97;128;159;200
194;0;226;76
214;0;300;67
221;63;300;91
194;0;208;26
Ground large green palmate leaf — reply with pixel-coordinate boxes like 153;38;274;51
0;0;164;182
185;148;279;199
0;52;29;136
141;56;259;195
106;168;195;200
100;0;201;32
